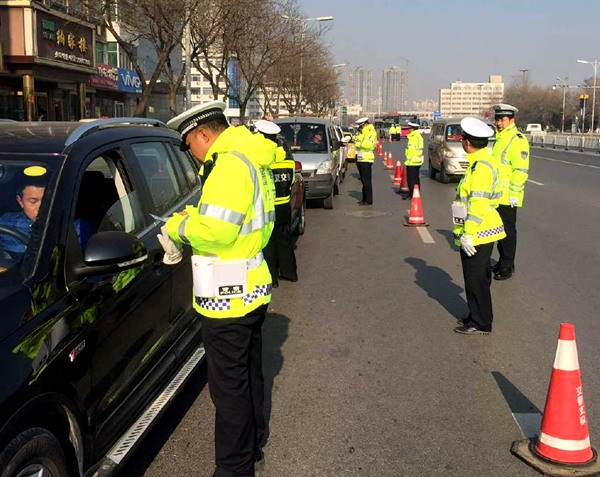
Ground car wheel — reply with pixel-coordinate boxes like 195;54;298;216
440;167;450;184
0;428;71;477
333;176;340;196
323;191;334;209
429;159;436;179
294;200;306;236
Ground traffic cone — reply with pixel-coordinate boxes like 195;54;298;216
393;161;403;185
386;153;394;169
511;323;600;476
403;185;428;226
399;165;409;196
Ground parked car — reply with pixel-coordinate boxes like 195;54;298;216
0;119;206;476
274;117;342;209
428;117;495;183
333;125;348;183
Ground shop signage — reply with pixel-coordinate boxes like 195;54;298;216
118;68;143;94
88;64;119;90
37;11;93;67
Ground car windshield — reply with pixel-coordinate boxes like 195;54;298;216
0;158;58;277
446;123;496;142
278;123;328;153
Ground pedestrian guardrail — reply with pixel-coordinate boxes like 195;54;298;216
526;133;600;154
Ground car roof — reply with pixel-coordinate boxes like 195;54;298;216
274;117;329;125
0;119;177;155
433;117;493;124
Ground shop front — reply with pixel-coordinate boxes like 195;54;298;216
87;65;141;118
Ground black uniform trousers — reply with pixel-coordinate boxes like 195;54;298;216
201;304;268;477
461;243;494;332
263;223;297;284
497;205;517;269
356;161;373;204
406;165;421;199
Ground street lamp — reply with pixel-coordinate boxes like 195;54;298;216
553;76;569;133
283;15;334;114
577;59;599;133
519;68;529;87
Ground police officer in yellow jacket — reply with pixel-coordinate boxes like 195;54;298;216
492;104;529;280
256;119;298;288
163;101;276;476
355;116;377;205
452;118;506;335
403;122;424;200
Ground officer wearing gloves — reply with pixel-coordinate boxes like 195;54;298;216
160;100;276;477
255;119;298;288
491;104;529;280
403;122;424;200
354;117;377;205
452;118;506;335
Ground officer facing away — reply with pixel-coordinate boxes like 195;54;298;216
403;121;424;200
255;119;298;288
354;116;377;205
453;118;506;335
491;104;530;280
161;100;277;477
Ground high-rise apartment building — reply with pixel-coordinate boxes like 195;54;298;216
348;67;372;113
439;75;504;117
382;67;407;113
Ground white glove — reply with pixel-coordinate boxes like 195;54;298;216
460;234;477;257
509;197;519;208
157;225;182;265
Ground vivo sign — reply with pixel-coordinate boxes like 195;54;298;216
118;68;142;93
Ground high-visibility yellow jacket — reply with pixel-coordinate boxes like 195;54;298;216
492;122;530;206
271;145;295;224
355;123;376;163
165;125;277;318
405;129;424;166
389;125;396;135
453;147;506;246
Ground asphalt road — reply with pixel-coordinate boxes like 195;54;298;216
119;140;600;477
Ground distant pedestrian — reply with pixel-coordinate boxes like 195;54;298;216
453;118;506;335
354;116;377;205
491;104;530;280
403;122;424;200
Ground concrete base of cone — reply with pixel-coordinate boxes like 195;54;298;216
403;221;429;227
511;439;600;476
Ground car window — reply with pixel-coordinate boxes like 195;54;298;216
74;151;146;240
131;142;184;216
169;145;200;191
445;124;463;142
279;123;327;153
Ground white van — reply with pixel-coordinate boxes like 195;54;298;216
526;123;545;136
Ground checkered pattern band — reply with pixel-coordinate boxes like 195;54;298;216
195;296;231;311
477;225;504;238
179;110;225;136
243;284;272;306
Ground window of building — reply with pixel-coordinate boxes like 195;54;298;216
96;42;107;65
107;42;118;67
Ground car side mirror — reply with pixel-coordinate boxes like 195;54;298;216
74;231;148;278
294;160;303;173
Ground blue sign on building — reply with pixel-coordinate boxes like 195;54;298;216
118;68;142;94
433;110;441;119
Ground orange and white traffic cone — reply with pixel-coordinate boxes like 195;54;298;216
386;153;394;169
393;161;403;185
403;185;428;226
399;165;410;196
511;323;600;476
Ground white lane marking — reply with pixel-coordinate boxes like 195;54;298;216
417;227;435;243
527;179;544;186
512;412;542;439
534;155;600;170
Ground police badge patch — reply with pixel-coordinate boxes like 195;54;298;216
521;151;529;159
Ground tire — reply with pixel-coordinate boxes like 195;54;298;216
0;428;71;477
440;167;450;184
323;190;334;209
294;200;306;236
429;159;436;179
333;176;340;196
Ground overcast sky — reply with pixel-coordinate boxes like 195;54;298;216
299;0;600;105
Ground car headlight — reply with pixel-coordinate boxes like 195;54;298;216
316;159;334;174
442;149;460;158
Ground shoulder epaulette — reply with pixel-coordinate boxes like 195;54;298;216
516;133;524;139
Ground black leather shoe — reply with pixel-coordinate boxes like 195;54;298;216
493;267;513;280
280;275;298;282
456;317;470;325
272;282;279;288
454;325;490;335
492;262;501;274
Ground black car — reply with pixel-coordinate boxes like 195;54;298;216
0;119;204;476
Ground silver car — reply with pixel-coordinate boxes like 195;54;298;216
275;117;342;209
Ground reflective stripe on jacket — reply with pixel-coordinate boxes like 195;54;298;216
492;123;530;206
453;147;506;246
404;130;424;166
355;123;376;162
165;125;276;318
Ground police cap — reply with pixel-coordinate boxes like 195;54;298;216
460;117;494;138
255;119;281;135
407;122;420;128
355;117;369;125
492;103;518;118
167;100;227;151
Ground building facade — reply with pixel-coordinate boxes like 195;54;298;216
439;75;504;118
348;66;372;114
382;66;406;113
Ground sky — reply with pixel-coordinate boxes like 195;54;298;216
299;0;600;106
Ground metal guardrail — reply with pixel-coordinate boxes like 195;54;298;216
526;133;600;154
